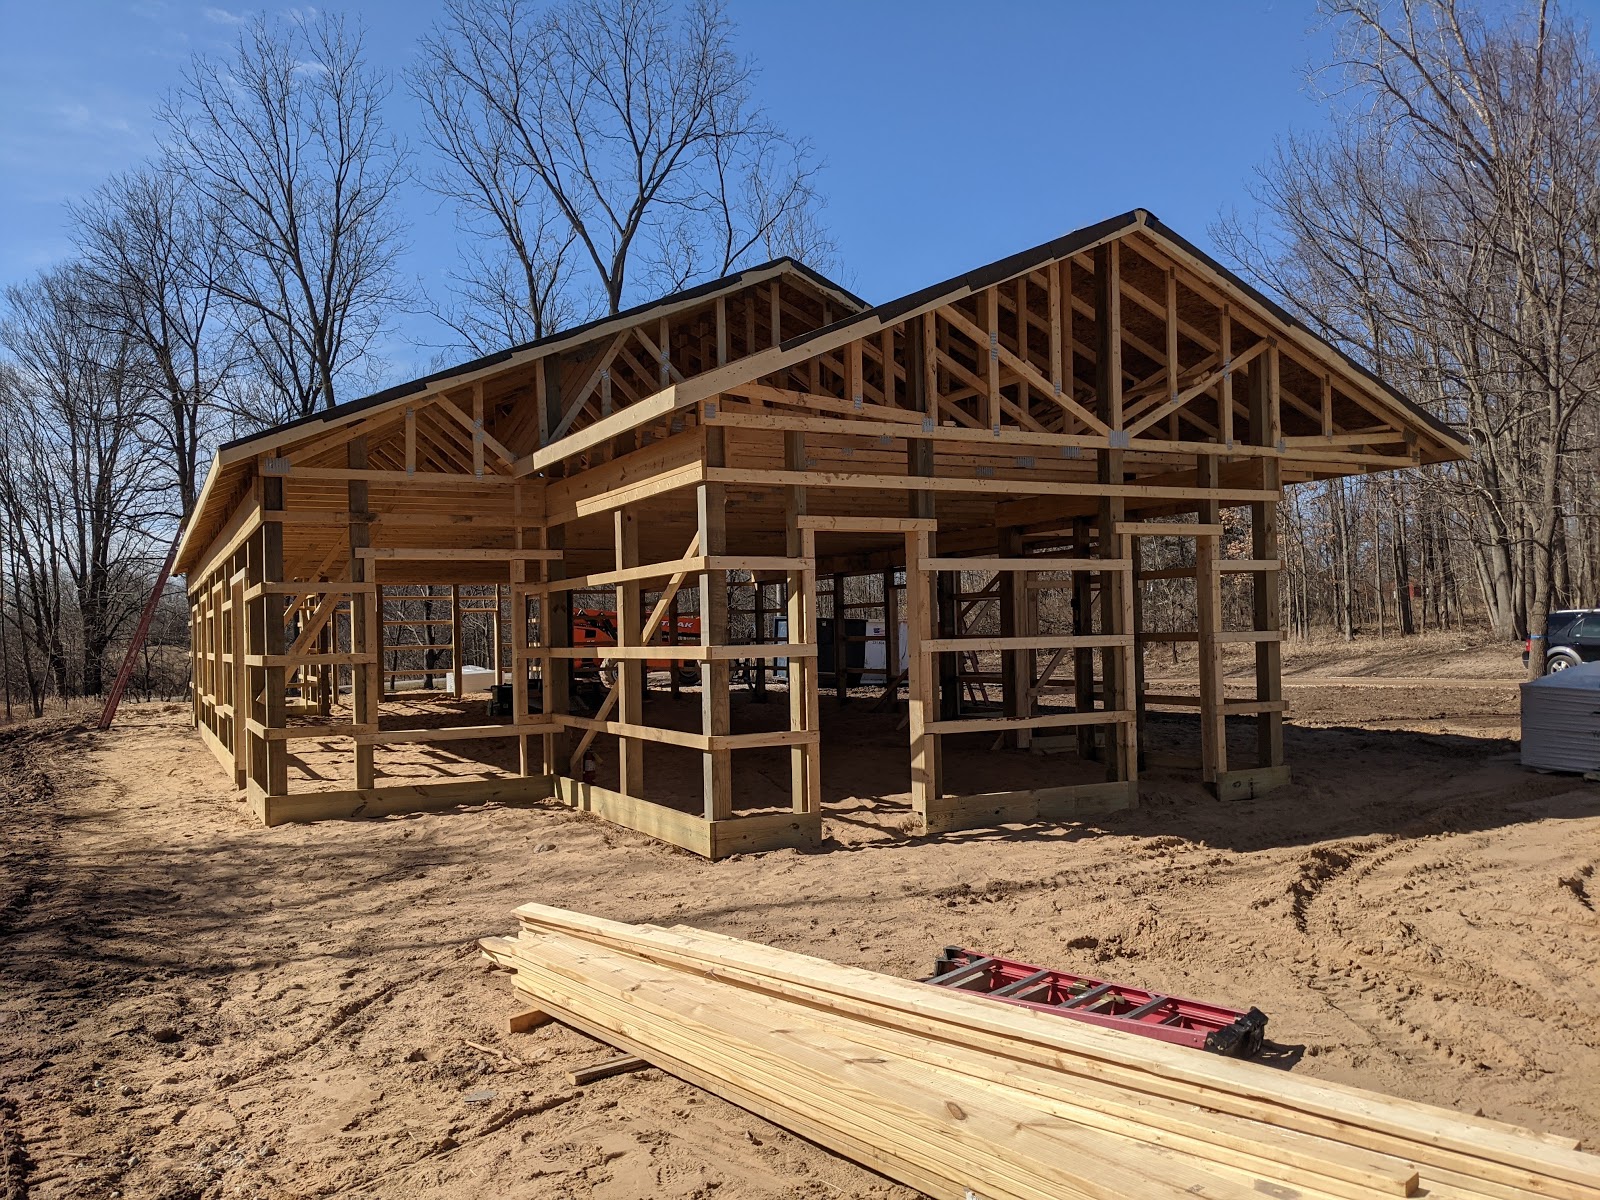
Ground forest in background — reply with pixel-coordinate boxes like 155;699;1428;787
1;0;1595;718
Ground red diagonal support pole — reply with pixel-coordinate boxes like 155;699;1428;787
97;534;182;731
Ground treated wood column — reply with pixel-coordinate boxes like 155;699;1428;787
906;312;948;766
348;439;375;790
260;475;288;797
1250;347;1285;767
1195;454;1226;782
450;584;464;701
905;529;939;822
785;431;817;814
1094;241;1135;783
614;506;645;797
881;566;899;704
1072;518;1097;760
831;573;847;704
753;579;767;702
999;527;1030;748
229;573;247;786
541;522;570;775
699;426;732;820
935;571;960;721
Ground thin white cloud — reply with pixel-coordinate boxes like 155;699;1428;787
202;6;247;24
52;103;136;137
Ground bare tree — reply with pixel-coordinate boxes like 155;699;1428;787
1216;0;1600;667
0;268;161;698
415;0;831;324
71;164;231;519
160;11;409;423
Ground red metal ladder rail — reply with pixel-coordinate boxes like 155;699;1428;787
925;947;1269;1057
96;534;182;730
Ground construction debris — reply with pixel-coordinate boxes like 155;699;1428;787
481;904;1600;1200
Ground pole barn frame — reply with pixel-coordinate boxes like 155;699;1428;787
174;210;1467;858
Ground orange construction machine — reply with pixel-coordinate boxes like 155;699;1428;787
572;606;701;686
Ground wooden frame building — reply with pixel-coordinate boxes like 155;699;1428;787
175;210;1466;857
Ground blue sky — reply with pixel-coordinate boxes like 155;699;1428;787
0;1;1410;383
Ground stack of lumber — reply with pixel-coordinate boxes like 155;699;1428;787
481;904;1600;1200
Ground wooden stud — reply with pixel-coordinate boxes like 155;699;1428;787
699;427;732;821
1195;455;1226;783
566;1054;649;1086
1251;348;1286;770
905;529;938;824
1094;241;1135;784
614;505;645;798
508;1007;554;1034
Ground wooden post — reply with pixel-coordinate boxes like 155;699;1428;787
450;584;464;701
348;438;375;789
785;432;818;815
935;570;960;721
229;574;247;787
881;566;899;703
1196;454;1226;782
1251;347;1285;768
1131;531;1146;756
1072;518;1097;760
905;530;939;823
489;588;501;685
1094;241;1135;783
831;572;847;704
614;505;644;797
542;523;570;776
259;475;288;797
510;487;530;773
700;424;732;821
668;593;682;700
752;579;767;702
999;528;1029;748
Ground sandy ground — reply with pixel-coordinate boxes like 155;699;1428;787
2;634;1597;1200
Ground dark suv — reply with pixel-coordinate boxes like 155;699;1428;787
1525;609;1600;673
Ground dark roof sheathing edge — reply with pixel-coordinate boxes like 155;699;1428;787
217;256;863;455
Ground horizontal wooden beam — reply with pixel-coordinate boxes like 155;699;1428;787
923;634;1132;653
1116;522;1224;537
796;515;938;533
712;468;1275;506
923;557;1122;573
357;548;562;561
535;556;808;594
925;709;1135;736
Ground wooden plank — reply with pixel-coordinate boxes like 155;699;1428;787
922;781;1138;834
356;548;561;561
512;909;1597;1198
1115;522;1224;537
510;922;1424;1200
507;1007;555;1034
553;776;711;858
924;557;1124;573
253;775;555;827
506;995;959;1200
567;1054;650;1085
709;468;1275;506
354;724;537;744
796;515;937;533
496;934;1242;1200
922;634;1130;653
926;709;1134;736
1212;765;1293;801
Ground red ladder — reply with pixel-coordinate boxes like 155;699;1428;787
925;947;1268;1057
96;534;181;731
